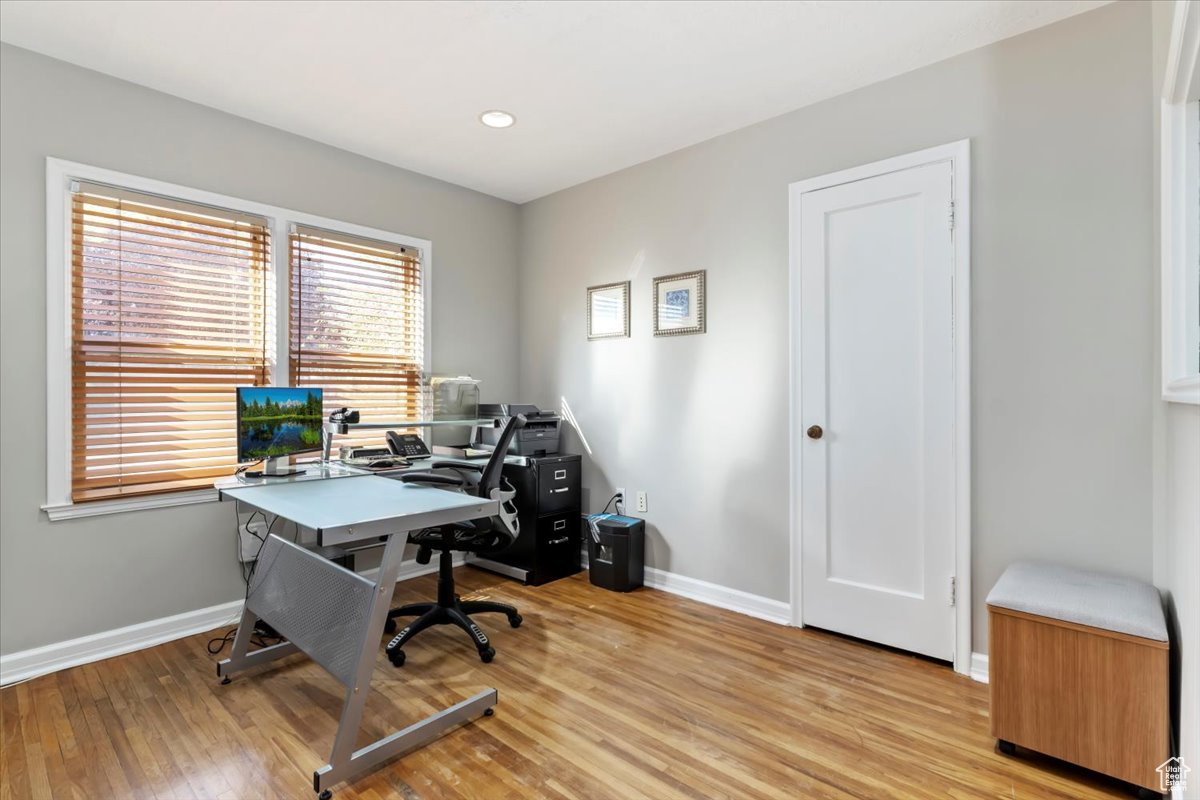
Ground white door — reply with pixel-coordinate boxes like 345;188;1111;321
797;160;956;661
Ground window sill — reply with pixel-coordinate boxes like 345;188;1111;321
42;488;219;521
1164;375;1200;405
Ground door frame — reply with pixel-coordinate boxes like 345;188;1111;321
787;140;972;676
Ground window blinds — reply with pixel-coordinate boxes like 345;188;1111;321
289;226;424;450
71;183;270;502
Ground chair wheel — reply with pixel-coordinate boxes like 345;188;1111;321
509;613;523;628
997;739;1016;756
318;790;333;800
388;649;406;667
384;618;396;635
483;707;495;717
479;647;495;663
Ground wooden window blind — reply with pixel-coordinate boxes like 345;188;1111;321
71;182;270;502
289;226;424;449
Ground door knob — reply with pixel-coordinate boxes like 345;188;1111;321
807;425;823;440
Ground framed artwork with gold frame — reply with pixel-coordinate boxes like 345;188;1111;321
652;270;706;336
587;281;630;340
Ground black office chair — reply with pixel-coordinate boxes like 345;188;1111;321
382;414;527;667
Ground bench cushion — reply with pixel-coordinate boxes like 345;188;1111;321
986;561;1167;642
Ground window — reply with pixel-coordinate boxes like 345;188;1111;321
45;160;430;518
1162;0;1200;404
289;226;424;450
70;183;271;501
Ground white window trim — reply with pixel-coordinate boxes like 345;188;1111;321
1162;0;1200;405
42;157;433;521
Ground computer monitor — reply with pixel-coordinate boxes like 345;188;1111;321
236;386;324;471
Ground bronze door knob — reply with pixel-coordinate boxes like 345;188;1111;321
807;425;823;440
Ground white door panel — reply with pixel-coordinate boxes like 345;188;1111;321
798;161;955;661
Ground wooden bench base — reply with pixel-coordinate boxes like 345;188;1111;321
988;605;1169;792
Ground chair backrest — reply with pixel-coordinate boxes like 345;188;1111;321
476;414;526;499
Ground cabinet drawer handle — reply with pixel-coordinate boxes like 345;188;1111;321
554;469;567;480
553;519;566;531
551;487;570;494
548;536;569;546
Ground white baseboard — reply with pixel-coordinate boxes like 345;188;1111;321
0;598;244;687
970;652;989;683
0;556;456;687
580;549;791;625
642;566;792;625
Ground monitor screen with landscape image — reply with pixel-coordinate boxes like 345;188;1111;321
236;386;324;463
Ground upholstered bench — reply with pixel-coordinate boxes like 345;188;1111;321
987;561;1169;798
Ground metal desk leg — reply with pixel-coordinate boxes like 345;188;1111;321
217;603;301;681
312;532;497;796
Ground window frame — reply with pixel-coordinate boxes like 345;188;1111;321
43;158;432;519
1162;0;1200;404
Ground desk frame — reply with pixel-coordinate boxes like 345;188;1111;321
216;480;499;797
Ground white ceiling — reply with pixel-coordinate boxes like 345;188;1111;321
0;0;1107;203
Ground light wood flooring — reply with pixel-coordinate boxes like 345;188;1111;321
1;568;1135;799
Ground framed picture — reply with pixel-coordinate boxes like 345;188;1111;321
652;270;706;336
587;281;630;340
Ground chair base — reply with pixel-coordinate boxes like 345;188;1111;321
383;549;521;666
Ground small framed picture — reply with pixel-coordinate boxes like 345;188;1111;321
587;281;630;340
653;270;706;336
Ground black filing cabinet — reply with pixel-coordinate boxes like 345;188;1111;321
482;453;581;585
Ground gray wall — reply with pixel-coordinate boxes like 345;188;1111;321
0;43;519;655
1151;0;1200;781
517;0;1155;652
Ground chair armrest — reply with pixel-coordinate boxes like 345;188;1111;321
399;472;466;487
431;461;484;472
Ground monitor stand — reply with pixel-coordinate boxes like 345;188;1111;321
263;455;306;477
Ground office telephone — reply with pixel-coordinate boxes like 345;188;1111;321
387;432;432;460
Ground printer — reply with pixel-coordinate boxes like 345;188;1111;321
477;404;562;456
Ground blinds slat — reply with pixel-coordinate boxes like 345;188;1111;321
72;475;225;502
81;430;234;444
72;226;269;262
285;280;420;310
74;273;267;302
78;314;265;334
73;345;267;360
72;464;238;486
72;262;266;294
74;355;265;368
293;257;419;284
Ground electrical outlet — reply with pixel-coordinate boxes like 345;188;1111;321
636;491;648;513
614;487;625;512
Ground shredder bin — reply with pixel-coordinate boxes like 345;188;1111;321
583;513;644;592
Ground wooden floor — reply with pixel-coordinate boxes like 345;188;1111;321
1;568;1134;800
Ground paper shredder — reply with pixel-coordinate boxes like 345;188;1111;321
583;514;645;592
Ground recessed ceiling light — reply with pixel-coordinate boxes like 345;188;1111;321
479;110;516;129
